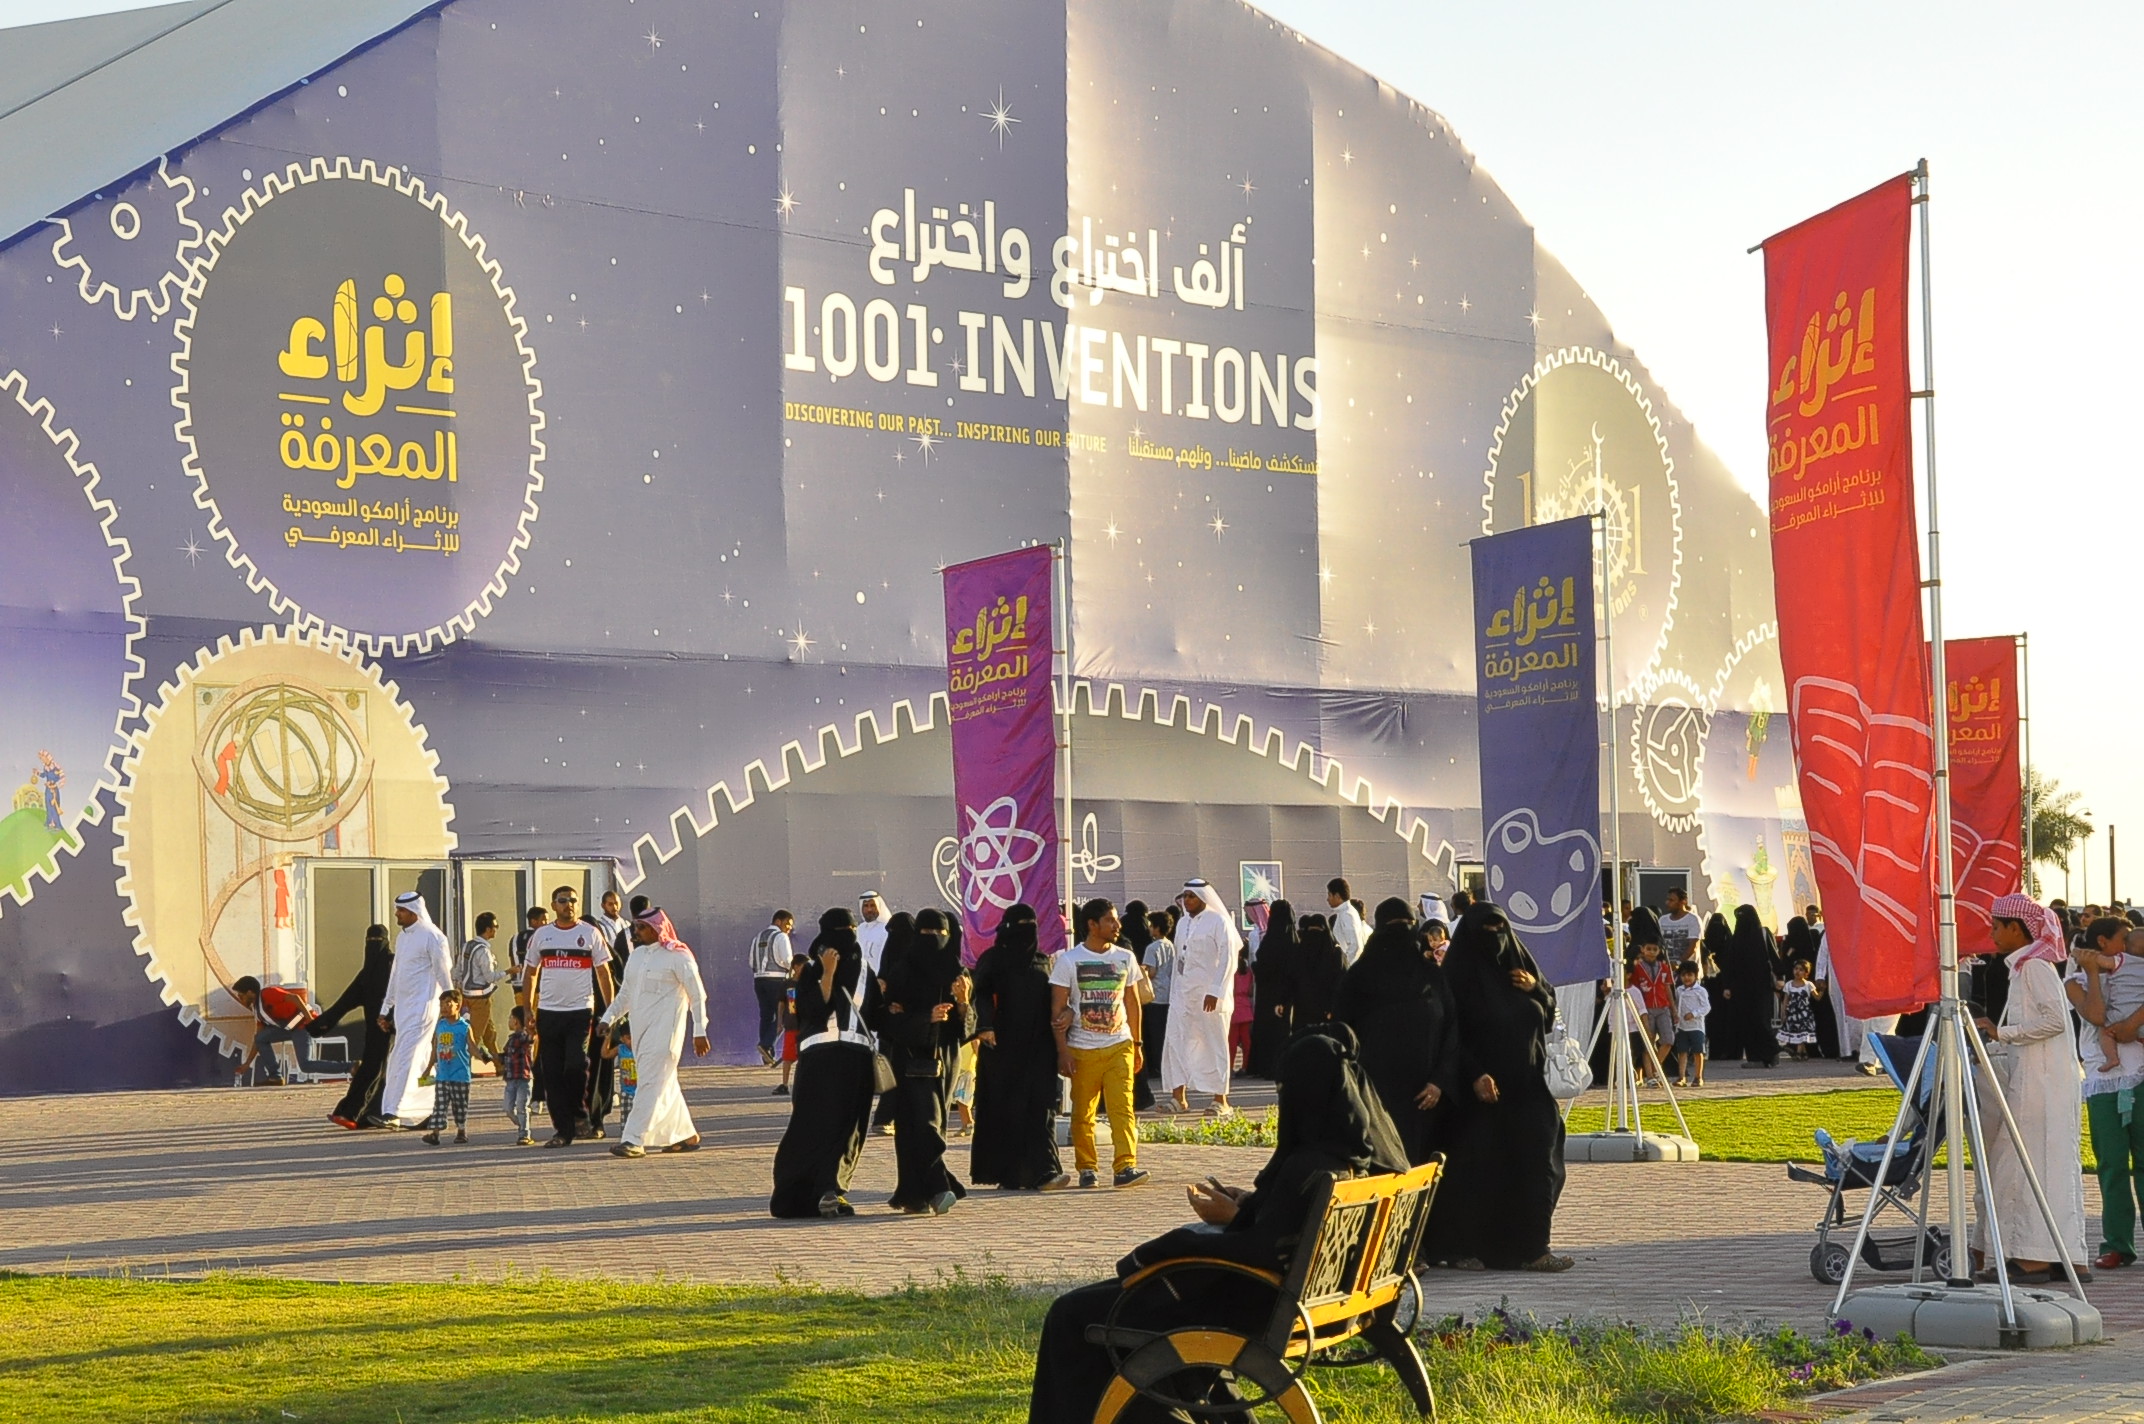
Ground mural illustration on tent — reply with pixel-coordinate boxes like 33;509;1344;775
0;0;1793;1089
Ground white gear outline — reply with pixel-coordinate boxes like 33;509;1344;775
0;369;146;918
48;156;204;322
170;156;546;658
111;623;458;1049
620;682;1468;905
1691;621;1784;912
1626;665;1710;834
1480;346;1684;695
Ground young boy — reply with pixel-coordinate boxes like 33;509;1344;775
423;990;472;1144
1627;940;1675;1070
774;952;807;1096
605;1025;638;1121
502;1005;536;1145
1671;960;1711;1088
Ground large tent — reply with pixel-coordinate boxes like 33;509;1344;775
0;0;1795;1090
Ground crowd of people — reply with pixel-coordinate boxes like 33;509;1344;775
756;877;1573;1275
289;885;712;1159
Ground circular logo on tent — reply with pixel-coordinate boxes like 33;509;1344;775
1628;666;1710;834
173;157;543;654
1482;348;1682;696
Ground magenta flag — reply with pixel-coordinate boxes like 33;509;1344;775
943;546;1062;962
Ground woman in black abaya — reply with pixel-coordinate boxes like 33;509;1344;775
1334;899;1460;1165
1423;902;1570;1272
1026;1022;1408;1423
968;904;1066;1190
769;907;882;1218
310;923;393;1129
1290;914;1347;1027
1700;911;1741;1061
878;909;975;1214
1247;899;1298;1079
1720;904;1783;1069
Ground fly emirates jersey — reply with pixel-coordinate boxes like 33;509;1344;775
528;922;611;1011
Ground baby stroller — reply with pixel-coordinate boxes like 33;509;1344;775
1787;1033;1951;1285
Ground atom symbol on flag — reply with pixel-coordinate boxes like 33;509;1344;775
959;795;1047;912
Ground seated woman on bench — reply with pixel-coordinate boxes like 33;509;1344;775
1026;1021;1408;1423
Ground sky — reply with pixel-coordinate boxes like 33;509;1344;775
6;0;2139;898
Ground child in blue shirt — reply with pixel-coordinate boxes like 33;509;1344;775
423;990;473;1145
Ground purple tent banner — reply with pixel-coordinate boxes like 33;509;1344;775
943;546;1062;961
1472;516;1602;987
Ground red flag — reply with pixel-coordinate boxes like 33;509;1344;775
1943;636;2023;955
1763;174;1938;1017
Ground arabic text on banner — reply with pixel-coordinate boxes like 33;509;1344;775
1472;516;1602;988
1762;174;1939;1017
942;546;1062;963
1942;636;2023;954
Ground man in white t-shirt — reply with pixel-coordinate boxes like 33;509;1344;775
522;885;615;1146
1658;887;1705;966
1327;877;1369;968
1051;898;1149;1189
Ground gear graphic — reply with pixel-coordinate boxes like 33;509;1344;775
112;624;455;1050
1480;346;1684;695
1693;622;1788;912
0;369;145;917
1626;665;1710;834
170;155;546;657
48;156;204;322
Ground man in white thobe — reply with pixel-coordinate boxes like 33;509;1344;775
1162;878;1239;1115
856;891;892;974
378;890;452;1126
1327;877;1369;968
600;907;711;1156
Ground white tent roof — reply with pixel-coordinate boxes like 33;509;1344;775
0;0;435;246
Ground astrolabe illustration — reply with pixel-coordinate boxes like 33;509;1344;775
193;678;368;841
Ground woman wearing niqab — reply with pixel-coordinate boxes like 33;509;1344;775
967;904;1066;1189
768;907;882;1218
312;923;394;1128
878;909;975;1213
1423;902;1570;1272
1335;899;1460;1165
1289;913;1346;1027
1247;899;1298;1079
1720;904;1783;1068
1025;1022;1407;1423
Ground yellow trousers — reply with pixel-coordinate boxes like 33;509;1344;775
1068;1041;1138;1174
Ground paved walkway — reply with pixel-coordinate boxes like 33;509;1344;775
4;1068;2140;1419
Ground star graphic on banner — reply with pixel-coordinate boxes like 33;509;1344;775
1409;255;1420;270
1209;513;1229;540
1103;517;1121;544
49;324;63;340
775;187;798;219
644;28;663;50
789;628;816;657
1459;294;1471;313
699;289;710;303
912;430;938;462
1527;305;1544;331
179;534;205;566
1318;564;1334;588
1239;174;1257;200
720;587;734;604
983;87;1020;148
1341;146;1354;167
694;119;706;133
1363;618;1377;637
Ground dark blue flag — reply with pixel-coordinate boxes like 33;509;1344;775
1471;517;1603;987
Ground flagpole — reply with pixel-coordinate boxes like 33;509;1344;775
1052;538;1073;935
2019;632;2033;893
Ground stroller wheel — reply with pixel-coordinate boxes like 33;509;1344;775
1811;1240;1852;1285
1923;1229;1952;1279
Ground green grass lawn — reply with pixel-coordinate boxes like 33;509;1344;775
0;1275;1930;1424
1150;1090;2101;1173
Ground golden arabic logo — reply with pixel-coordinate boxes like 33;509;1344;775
195;680;368;841
171;156;544;657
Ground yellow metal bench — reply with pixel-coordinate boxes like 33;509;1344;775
1085;1158;1443;1422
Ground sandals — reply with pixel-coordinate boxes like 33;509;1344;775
610;1143;646;1158
1520;1253;1576;1273
660;1136;702;1154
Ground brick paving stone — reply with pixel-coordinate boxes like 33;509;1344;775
5;1068;2139;1420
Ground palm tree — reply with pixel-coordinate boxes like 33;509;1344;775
2026;767;2093;896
